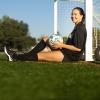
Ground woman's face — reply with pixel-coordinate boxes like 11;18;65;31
71;9;83;24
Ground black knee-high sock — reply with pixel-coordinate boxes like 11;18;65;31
29;39;46;54
13;52;38;61
13;39;46;61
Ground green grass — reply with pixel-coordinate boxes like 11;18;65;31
0;52;100;100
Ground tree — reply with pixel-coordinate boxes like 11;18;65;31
0;15;36;51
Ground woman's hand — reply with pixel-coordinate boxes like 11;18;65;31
52;42;64;49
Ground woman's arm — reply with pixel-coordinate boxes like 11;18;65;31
62;43;81;52
52;42;81;52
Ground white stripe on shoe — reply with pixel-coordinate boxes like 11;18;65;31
4;46;13;61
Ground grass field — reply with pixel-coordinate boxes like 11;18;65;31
0;52;100;100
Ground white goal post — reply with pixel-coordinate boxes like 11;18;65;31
85;0;93;61
54;0;93;61
54;0;58;34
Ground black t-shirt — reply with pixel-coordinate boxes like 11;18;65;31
61;22;87;61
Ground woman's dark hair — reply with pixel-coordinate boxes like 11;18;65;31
73;7;85;22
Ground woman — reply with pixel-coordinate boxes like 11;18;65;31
4;7;87;62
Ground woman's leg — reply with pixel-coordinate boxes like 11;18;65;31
5;47;64;62
12;39;47;61
38;50;64;62
13;52;38;61
29;39;47;54
14;50;64;62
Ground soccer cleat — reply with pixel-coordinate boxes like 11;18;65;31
4;46;14;61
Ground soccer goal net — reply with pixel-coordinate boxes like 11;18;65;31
54;0;93;61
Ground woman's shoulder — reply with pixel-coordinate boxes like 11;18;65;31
77;22;85;27
74;22;87;36
76;22;86;30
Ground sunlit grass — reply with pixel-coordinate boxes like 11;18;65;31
0;52;100;100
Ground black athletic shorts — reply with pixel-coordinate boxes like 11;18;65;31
60;49;80;62
60;49;72;62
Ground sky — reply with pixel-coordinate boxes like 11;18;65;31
0;0;54;38
93;0;100;28
0;0;99;38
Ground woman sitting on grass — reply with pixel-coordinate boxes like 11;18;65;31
4;7;87;62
